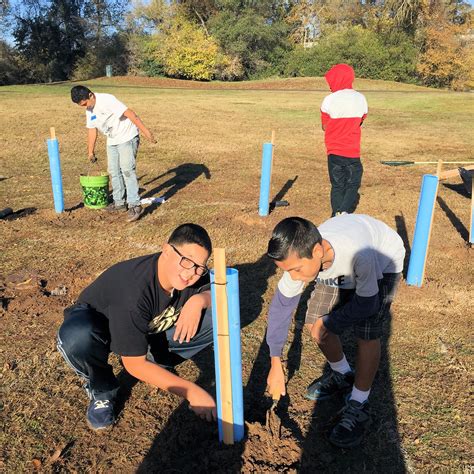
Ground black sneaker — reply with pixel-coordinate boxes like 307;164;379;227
105;203;126;212
305;370;354;401
87;399;116;430
127;205;144;222
329;398;370;448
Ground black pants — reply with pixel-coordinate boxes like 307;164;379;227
327;154;363;216
57;304;214;401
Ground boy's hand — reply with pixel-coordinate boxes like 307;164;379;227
310;317;328;343
173;296;204;343
267;357;286;397
187;384;217;422
146;131;157;144
88;153;97;163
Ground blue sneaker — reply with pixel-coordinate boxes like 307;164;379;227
329;398;370;448
87;399;115;430
305;370;354;401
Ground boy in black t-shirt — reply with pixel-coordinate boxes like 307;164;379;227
57;224;216;430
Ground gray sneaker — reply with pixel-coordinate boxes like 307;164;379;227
127;205;144;222
105;203;126;212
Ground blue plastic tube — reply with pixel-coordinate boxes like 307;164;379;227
210;268;244;442
406;174;439;286
226;268;244;442
258;143;273;216
47;138;64;213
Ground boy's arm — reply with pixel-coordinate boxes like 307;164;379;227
122;355;216;421
87;128;97;162
266;286;302;397
173;291;211;343
122;108;156;143
321;111;330;131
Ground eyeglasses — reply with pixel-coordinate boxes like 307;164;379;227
170;244;208;276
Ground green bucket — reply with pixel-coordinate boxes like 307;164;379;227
80;173;109;209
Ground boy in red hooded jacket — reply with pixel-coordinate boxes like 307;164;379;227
321;64;368;217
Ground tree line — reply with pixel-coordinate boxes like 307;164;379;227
1;0;472;89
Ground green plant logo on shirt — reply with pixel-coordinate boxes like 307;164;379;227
148;305;181;334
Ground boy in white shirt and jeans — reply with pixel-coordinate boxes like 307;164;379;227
71;85;156;222
265;214;405;447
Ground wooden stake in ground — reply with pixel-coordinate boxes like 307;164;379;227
213;248;234;445
436;159;443;178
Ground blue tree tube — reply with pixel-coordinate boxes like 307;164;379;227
258;143;273;216
226;268;244;442
210;268;244;442
406;174;439;286
47;137;64;213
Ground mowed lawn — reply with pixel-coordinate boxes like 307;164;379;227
0;77;473;472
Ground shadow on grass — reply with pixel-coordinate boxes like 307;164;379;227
297;309;406;472
395;213;411;279
140;163;211;218
269;175;298;214
2;207;37;220
442;182;470;199
437;196;469;243
65;202;84;212
137;254;276;472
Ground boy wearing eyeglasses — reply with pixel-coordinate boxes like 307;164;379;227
57;223;216;431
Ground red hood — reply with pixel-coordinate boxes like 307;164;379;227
325;64;355;92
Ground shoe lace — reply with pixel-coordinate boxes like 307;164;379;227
320;371;344;390
94;400;110;410
338;403;365;431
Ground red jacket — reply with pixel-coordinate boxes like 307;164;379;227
321;64;368;158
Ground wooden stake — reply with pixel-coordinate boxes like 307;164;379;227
438;164;474;181
436;160;443;178
213;248;234;445
50;127;56;140
271;130;275;145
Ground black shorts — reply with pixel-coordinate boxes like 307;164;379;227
305;273;402;340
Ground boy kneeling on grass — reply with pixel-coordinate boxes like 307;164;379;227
265;214;405;448
57;223;216;430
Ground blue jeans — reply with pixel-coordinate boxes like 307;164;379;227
107;135;140;207
57;304;214;401
327;154;363;216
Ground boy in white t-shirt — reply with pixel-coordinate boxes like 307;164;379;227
71;86;156;222
265;214;405;448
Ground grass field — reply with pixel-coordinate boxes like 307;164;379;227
1;76;473;472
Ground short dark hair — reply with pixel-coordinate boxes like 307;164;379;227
71;85;93;103
168;223;212;255
267;217;322;261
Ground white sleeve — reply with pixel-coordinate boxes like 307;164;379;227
321;94;331;114
277;271;305;298
86;110;95;129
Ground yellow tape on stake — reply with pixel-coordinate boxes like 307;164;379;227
214;248;234;445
